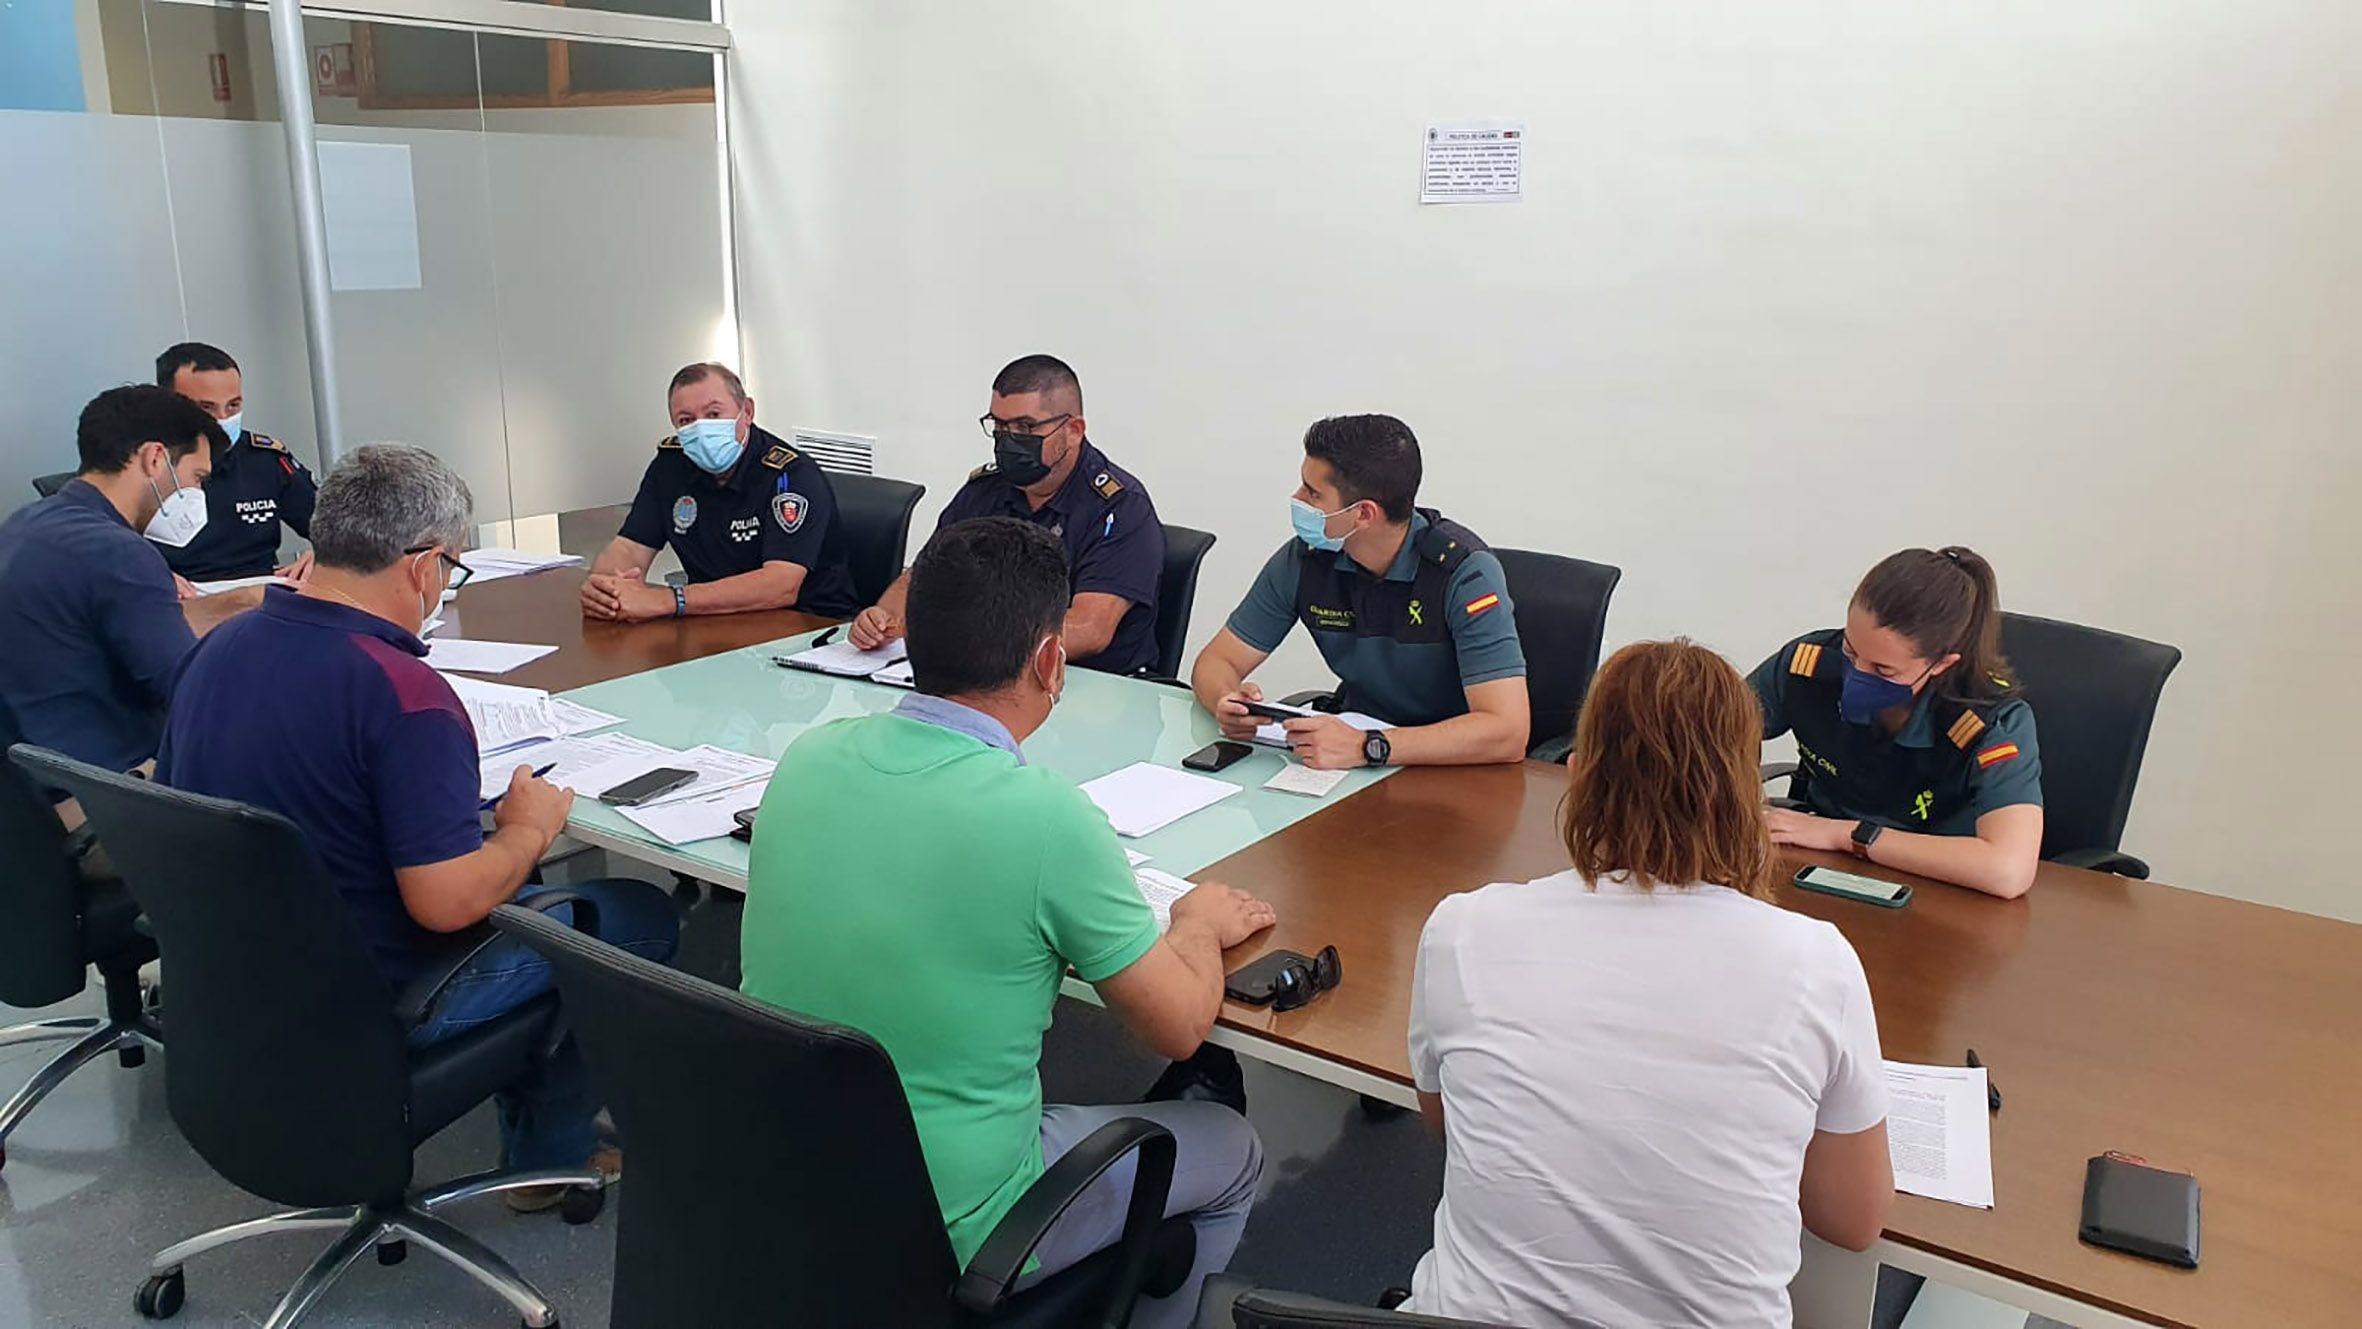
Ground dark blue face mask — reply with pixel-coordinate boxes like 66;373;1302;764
1838;661;1927;724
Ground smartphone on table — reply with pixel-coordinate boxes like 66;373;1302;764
1184;740;1255;772
597;767;697;807
1793;864;1913;908
730;808;759;842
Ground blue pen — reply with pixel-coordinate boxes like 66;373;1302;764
482;762;559;809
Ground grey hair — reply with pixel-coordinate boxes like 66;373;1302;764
309;444;474;574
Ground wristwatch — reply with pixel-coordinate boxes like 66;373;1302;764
1363;730;1392;768
1850;820;1883;859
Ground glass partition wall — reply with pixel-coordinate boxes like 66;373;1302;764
0;0;733;554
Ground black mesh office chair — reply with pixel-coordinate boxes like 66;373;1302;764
833;473;928;607
30;471;77;499
1495;548;1621;762
1149;524;1217;680
1193;1277;1546;1328
0;752;160;1171
1763;611;2181;877
12;746;605;1329
491;902;1198;1328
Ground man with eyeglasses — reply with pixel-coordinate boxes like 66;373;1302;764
848;354;1166;675
160;444;679;1210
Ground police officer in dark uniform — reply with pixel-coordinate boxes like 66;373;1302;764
584;362;858;622
848;355;1165;675
1193;414;1530;770
1748;545;2046;899
156;342;318;583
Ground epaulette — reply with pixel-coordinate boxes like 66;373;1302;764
1788;640;1828;677
1414;525;1472;572
245;433;287;453
759;443;798;471
1944;707;1989;751
1093;470;1124;500
656;433;682;450
969;462;1000;483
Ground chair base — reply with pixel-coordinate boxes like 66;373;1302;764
136;1165;605;1329
0;1005;163;1169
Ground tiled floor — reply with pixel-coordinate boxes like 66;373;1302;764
1;865;2013;1328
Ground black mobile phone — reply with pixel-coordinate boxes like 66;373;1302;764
1183;740;1255;773
1793;864;1913;909
597;766;697;807
729;807;759;842
1224;949;1315;1006
1237;700;1305;722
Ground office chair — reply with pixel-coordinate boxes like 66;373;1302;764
1149;523;1218;681
833;473;928;607
0;754;160;1172
491;902;1199;1328
11;746;605;1329
30;471;77;499
1762;612;2181;878
1193;1276;1545;1328
1494;548;1621;762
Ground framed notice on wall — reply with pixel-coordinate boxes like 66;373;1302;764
1421;122;1524;204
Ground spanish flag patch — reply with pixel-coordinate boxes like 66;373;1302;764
1464;593;1500;617
1976;743;2020;768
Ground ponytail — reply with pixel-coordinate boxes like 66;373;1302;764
1852;546;2014;704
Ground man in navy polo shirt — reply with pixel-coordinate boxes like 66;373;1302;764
0;386;262;774
159;443;678;1204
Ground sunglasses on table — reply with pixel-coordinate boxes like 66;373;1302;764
1271;944;1343;1012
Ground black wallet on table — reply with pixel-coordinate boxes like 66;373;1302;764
2079;1154;2201;1268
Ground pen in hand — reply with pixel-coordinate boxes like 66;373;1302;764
1966;1048;2002;1113
482;762;558;810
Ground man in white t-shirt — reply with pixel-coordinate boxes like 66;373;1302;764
1402;640;1894;1328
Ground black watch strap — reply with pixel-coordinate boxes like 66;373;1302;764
1363;730;1391;768
1850;820;1883;857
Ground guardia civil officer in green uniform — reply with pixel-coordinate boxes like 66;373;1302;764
1192;414;1530;770
583;361;858;622
1748;545;2045;899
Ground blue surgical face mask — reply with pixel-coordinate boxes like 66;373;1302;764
1290;497;1350;552
1838;661;1924;724
678;416;743;474
215;410;243;448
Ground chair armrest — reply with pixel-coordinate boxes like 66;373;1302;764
1278;690;1337;712
1528;734;1573;765
2049;847;2152;879
1759;761;1797;786
392;889;601;1028
955;1118;1177;1317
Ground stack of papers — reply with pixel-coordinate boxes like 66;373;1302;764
616;778;770;845
191;574;297;596
449;676;622;761
1080;762;1242;838
1883;1060;1995;1208
458;548;583;583
1134;867;1194;933
426;638;558;675
1248;701;1388;748
475;730;659;803
774;638;917;689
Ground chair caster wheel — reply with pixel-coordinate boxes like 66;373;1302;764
377;1238;408;1266
120;1042;147;1069
558;1184;605;1226
134;1268;186;1319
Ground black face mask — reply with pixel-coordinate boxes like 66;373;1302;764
993;428;1057;488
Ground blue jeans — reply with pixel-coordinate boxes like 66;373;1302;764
405;879;679;1172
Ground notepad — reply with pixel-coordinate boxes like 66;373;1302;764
426;638;558;675
1080;762;1241;838
1264;764;1349;798
778;637;908;677
1883;1060;1995;1208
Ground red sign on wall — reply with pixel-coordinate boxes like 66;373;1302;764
208;52;231;103
312;42;357;98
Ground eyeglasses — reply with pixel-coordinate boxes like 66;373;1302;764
977;412;1073;439
1270;944;1343;1012
406;545;474;592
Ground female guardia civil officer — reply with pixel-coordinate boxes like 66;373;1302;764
1746;546;2043;898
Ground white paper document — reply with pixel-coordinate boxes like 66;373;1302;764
1124;849;1151;867
1265;764;1350;798
1133;868;1194;934
1081;762;1241;838
779;637;907;677
1421;121;1524;204
634;744;776;808
191;574;295;596
1883;1060;1995;1209
547;697;624;737
457;548;583;584
618;779;769;845
870;658;916;688
477;732;677;803
445;675;562;754
1249;701;1389;748
426;639;558;675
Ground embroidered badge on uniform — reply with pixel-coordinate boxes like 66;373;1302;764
1464;592;1500;617
1975;743;2020;768
671;495;698;534
772;491;808;534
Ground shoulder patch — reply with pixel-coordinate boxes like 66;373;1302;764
245;432;287;453
771;490;809;534
1789;641;1825;677
1463;592;1501;618
968;462;1000;484
1945;709;1989;750
657;433;683;451
1975;742;2021;768
1093;470;1124;500
759;443;797;471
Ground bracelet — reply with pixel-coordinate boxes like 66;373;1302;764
672;585;688;618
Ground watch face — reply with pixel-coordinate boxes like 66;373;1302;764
1364;731;1389;765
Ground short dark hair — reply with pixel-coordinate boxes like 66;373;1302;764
155;342;238;388
991;354;1083;415
905;517;1071;698
1304;414;1421;522
668;361;746;402
76;385;224;477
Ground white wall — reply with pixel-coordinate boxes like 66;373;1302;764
726;1;2362;921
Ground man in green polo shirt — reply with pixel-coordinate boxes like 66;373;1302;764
740;516;1275;1327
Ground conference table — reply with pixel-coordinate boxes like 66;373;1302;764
442;566;2362;1329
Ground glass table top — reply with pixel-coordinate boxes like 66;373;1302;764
556;630;1397;886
